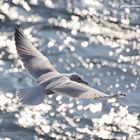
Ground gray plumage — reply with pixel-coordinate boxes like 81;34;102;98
14;25;124;105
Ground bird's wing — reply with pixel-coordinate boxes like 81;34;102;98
46;77;108;99
14;25;58;79
36;72;61;85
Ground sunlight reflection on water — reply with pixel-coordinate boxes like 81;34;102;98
0;0;140;139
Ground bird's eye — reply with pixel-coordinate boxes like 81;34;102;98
77;76;81;80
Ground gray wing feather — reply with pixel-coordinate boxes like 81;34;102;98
36;72;61;85
46;77;108;99
14;25;57;79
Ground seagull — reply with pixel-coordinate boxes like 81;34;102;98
14;25;125;105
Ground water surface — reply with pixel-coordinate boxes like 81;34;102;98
0;0;140;139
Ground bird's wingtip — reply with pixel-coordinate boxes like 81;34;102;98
15;24;22;31
14;24;25;41
15;24;21;28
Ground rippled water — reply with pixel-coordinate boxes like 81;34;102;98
0;0;140;139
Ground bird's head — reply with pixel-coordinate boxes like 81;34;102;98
69;73;88;85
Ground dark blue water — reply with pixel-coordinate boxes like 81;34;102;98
0;0;140;139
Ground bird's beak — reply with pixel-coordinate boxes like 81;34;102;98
80;80;88;85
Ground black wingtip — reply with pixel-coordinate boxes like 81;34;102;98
16;24;21;28
14;24;25;41
15;24;22;32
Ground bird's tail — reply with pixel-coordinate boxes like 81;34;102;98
17;85;45;105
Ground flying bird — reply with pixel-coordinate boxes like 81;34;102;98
14;25;124;105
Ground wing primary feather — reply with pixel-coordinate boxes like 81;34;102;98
14;25;58;79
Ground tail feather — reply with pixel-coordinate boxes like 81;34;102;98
17;85;45;105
